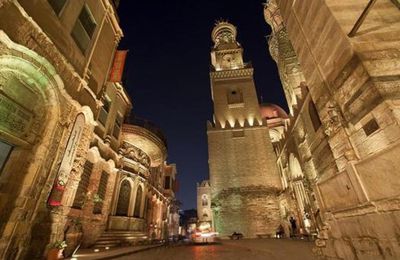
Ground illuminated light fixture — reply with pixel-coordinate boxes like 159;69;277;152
70;258;78;260
94;249;100;252
105;247;110;250
248;117;254;126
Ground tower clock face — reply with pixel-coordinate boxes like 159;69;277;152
222;54;234;67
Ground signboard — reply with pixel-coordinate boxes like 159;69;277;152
48;113;85;206
0;92;32;137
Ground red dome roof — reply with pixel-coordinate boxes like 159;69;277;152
260;103;288;119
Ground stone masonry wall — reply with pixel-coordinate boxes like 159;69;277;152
208;125;281;238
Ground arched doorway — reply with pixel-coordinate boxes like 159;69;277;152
289;154;313;235
0;32;84;259
116;180;132;216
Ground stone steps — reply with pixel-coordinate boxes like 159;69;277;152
92;231;148;249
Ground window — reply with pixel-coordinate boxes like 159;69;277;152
143;197;149;218
72;161;93;209
116;180;131;216
391;0;400;8
164;176;171;189
202;195;208;206
227;89;243;105
308;100;321;131
232;130;244;138
71;4;97;52
0;140;13;174
48;0;67;15
133;186;143;218
93;171;109;214
113;113;123;139
98;96;111;126
363;118;379;136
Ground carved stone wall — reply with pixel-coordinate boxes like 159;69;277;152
267;0;400;259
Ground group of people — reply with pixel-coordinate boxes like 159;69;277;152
275;213;312;239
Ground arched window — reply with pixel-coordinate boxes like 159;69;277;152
202;194;208;206
202;208;209;218
134;186;143;218
308;100;321;131
116;180;131;216
289;154;304;180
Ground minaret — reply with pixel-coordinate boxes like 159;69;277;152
207;22;281;238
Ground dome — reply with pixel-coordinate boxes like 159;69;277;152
260;103;288;119
211;21;237;44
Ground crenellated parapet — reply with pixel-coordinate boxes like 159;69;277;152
206;117;268;131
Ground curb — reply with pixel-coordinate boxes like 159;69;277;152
93;244;164;260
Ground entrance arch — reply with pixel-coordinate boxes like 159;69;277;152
116;179;132;216
0;32;70;259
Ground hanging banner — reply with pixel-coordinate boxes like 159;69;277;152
109;50;128;83
48;114;85;206
173;179;179;193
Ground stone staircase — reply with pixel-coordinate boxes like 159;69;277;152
92;230;148;249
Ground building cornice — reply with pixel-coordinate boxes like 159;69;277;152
210;68;254;80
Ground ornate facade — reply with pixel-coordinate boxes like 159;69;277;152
0;1;178;259
206;22;282;238
265;0;400;259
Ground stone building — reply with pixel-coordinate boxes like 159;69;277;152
0;0;125;258
0;1;179;259
196;180;213;229
264;0;400;259
206;22;282;238
96;117;178;247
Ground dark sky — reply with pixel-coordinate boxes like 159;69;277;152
117;0;286;210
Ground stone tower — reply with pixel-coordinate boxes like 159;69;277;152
207;22;282;238
197;180;213;226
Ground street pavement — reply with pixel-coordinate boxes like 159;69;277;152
113;238;316;260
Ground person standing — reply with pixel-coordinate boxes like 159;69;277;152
303;213;311;235
289;216;297;237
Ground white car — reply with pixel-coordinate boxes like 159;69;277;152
192;231;218;244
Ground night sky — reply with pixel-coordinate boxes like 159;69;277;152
117;0;287;210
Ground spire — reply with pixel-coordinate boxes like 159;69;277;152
210;21;245;71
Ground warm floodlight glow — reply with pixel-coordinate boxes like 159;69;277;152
248;117;254;126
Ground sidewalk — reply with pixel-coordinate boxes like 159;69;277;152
66;244;163;260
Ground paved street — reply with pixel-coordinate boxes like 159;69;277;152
113;239;316;260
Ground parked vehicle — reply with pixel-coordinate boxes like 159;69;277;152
229;232;244;240
192;231;218;244
192;221;217;244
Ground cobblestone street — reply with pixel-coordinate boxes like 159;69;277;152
114;239;315;260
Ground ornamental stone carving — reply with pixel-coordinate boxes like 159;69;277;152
120;141;151;169
323;101;343;137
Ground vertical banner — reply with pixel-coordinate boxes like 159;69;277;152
109;50;128;83
48;114;85;206
173;179;179;193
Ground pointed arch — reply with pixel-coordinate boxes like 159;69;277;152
116;179;132;216
289;154;304;180
133;185;143;217
308;99;321;132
